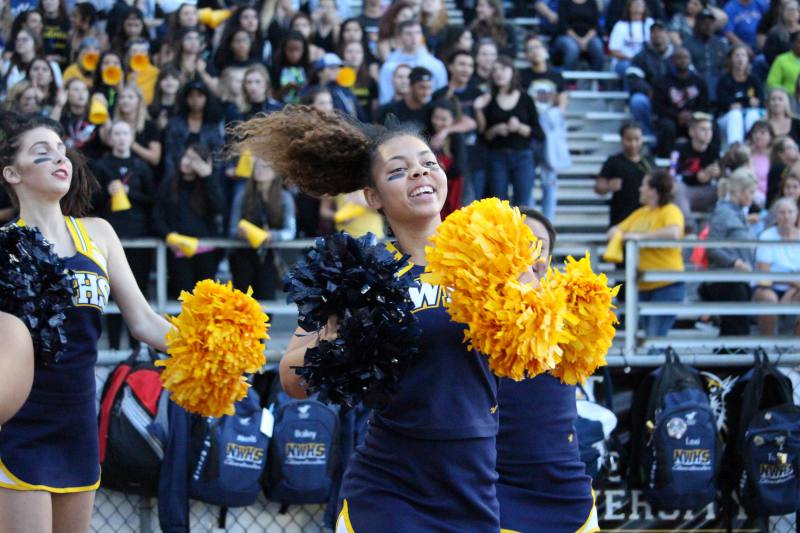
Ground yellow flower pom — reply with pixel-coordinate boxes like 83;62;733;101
157;280;270;417
545;254;620;385
422;198;541;301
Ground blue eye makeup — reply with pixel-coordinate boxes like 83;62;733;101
387;169;406;181
33;157;52;164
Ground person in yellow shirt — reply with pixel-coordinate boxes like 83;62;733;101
125;39;160;105
61;37;100;88
608;168;686;337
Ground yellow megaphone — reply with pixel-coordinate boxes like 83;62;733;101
111;189;131;212
167;232;199;257
88;94;109;125
336;66;357;88
130;52;150;73
602;231;624;263
235;149;254;178
333;202;367;224
238;219;271;248
101;65;123;86
198;7;232;29
81;50;100;71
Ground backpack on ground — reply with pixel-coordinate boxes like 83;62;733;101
189;386;269;508
98;348;169;496
263;377;340;506
723;348;800;520
629;348;721;510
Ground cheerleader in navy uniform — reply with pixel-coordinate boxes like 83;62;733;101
0;112;172;533
238;106;502;533
496;208;599;533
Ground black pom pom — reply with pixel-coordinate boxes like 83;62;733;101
0;225;73;365
285;232;420;409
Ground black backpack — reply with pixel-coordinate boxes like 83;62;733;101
98;348;169;496
262;377;340;506
630;349;721;510
723;349;800;523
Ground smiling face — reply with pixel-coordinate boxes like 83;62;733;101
783;176;800;199
2;127;72;204
364;135;447;226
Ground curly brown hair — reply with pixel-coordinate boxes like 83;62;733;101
233;106;423;197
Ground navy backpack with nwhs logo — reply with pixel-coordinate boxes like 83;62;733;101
631;349;721;510
264;380;339;506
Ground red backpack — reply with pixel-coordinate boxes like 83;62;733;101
98;348;169;496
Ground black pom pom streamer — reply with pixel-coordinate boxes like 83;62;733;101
285;232;420;409
0;225;73;365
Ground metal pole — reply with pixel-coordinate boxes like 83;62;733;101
138;496;152;533
156;242;167;315
624;239;639;356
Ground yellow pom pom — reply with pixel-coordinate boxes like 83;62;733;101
422;198;541;300
546;253;620;385
157;280;270;417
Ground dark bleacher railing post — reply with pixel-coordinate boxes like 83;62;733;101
624;239;639;356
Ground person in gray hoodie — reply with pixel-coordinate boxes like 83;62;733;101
702;168;758;336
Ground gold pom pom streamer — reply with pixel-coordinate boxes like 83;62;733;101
545;253;620;385
157;280;270;417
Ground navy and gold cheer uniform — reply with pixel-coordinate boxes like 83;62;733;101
0;217;108;492
336;263;501;533
496;376;598;533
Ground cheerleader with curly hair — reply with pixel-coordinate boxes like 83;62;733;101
236;106;503;532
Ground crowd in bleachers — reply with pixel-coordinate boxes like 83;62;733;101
2;0;800;341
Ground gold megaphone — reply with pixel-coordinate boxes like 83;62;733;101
198;8;232;29
130;52;150;73
81;50;100;71
602;231;624;264
238;219;271;248
333;202;367;224
336;66;357;88
111;189;132;212
88;95;109;125
166;232;199;257
234;149;254;178
101;65;123;86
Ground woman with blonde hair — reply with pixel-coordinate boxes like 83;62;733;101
702;168;759;336
107;83;161;167
766;87;800;142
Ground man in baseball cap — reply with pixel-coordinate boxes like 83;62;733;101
375;66;434;127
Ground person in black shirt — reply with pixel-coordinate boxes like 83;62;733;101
552;0;605;70
375;66;433;127
652;46;709;156
596;122;653;226
108;83;162;168
675;113;720;215
475;55;544;206
39;0;69;66
717;44;765;148
91;121;155;349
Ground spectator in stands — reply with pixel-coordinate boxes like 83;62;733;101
427;98;468;218
375;66;434;127
747;120;775;203
763;0;800;65
310;0;343;53
39;0;69;67
652;46;709;157
270;30;311;104
717;44;765;148
626;21;673;137
66;3;100;64
108;83;162;168
606;0;665;35
229;156;296;300
675;113;721;214
2;80;42;115
520;36;569;219
533;0;560;37
724;0;769;54
703;167;759;336
597;121;653;226
170;27;217;91
357;0;384;55
752;197;800;334
305;52;365;119
376;1;415;61
153;142;226;298
223;6;270;64
385;63;412;106
378;20;447;104
58;77;98;154
148;65;182;134
434;25;474;63
90;120;155;349
608;168;685;337
469;0;518;57
767;135;800;205
91;50;124;112
433;50;481;118
472;38;497;93
685;8;730;102
475;55;543;206
289;12;326;63
212;26;259;75
778;171;800;209
668;0;728;46
229;65;283;124
300;85;335;113
766;88;800;144
110;7;146;57
25;56;58;113
608;0;654;82
767;30;800;100
553;0;605;71
341;41;379;120
2;27;61;94
163;80;224;181
62;36;100;88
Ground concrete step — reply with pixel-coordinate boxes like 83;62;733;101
533;188;607;202
559;163;602;176
569;90;628;100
